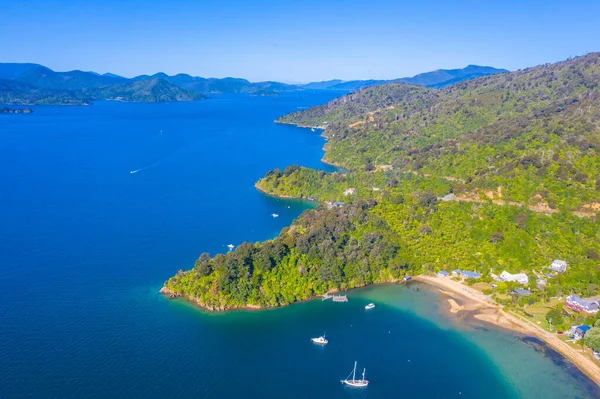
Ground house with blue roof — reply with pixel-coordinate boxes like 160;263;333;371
438;270;449;278
460;271;481;279
572;325;591;340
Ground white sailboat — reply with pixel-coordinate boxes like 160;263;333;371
271;213;279;218
341;361;369;387
365;303;375;310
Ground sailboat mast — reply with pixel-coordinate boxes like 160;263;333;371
362;368;366;381
353;361;357;380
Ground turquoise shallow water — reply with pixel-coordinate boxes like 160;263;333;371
0;94;598;398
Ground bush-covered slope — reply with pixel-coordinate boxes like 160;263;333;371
276;53;600;212
165;53;600;313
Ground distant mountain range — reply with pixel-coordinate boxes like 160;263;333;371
301;65;508;91
0;63;508;105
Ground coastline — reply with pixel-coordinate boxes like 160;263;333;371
414;275;600;387
253;183;298;199
162;274;600;385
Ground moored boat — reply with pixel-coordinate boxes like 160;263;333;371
365;303;375;310
310;335;328;345
341;361;369;387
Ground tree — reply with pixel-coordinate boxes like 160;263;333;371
546;307;564;328
490;231;505;244
587;249;599;260
584;327;600;352
516;213;527;229
194;252;212;277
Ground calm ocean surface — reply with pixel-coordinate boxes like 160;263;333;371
0;93;598;398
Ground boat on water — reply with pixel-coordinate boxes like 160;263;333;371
365;303;375;310
227;244;235;250
271;213;279;218
311;128;316;132
310;335;328;345
341;361;369;387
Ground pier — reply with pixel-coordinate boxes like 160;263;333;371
332;295;348;302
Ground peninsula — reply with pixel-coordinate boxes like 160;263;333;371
163;53;600;383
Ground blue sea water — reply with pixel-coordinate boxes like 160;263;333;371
0;94;598;398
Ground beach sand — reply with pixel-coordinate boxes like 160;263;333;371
414;275;600;386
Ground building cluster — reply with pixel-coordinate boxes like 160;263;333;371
493;270;529;285
565;294;599;315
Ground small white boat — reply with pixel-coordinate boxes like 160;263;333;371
271;213;279;218
341;361;369;387
227;244;234;250
311;128;316;132
365;303;375;310
310;335;328;345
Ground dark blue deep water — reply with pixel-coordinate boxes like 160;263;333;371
0;94;598;398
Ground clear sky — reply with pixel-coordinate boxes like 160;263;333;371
2;0;600;82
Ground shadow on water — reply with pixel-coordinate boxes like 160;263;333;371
521;336;600;397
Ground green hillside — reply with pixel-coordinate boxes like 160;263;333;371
165;54;600;320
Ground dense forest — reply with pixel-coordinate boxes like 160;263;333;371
277;54;600;213
165;53;600;318
164;201;409;310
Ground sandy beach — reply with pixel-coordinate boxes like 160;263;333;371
414;275;600;386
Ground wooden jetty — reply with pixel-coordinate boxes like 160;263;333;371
332;295;348;302
322;293;333;301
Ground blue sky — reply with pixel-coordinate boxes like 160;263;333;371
2;0;600;82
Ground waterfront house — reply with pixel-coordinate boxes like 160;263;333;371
499;270;529;285
460;271;481;279
572;325;591;340
452;269;462;277
308;196;316;201
565;294;599;314
549;259;568;273
438;270;449;278
510;288;531;296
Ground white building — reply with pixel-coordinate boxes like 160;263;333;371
343;188;356;196
549;259;568;273
499;270;529;285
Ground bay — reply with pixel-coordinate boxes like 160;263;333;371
0;93;597;398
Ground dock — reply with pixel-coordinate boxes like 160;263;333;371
332;295;348;302
322;293;333;301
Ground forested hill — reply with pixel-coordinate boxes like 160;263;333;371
165;54;600;315
276;53;600;213
0;77;203;105
85;78;205;102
